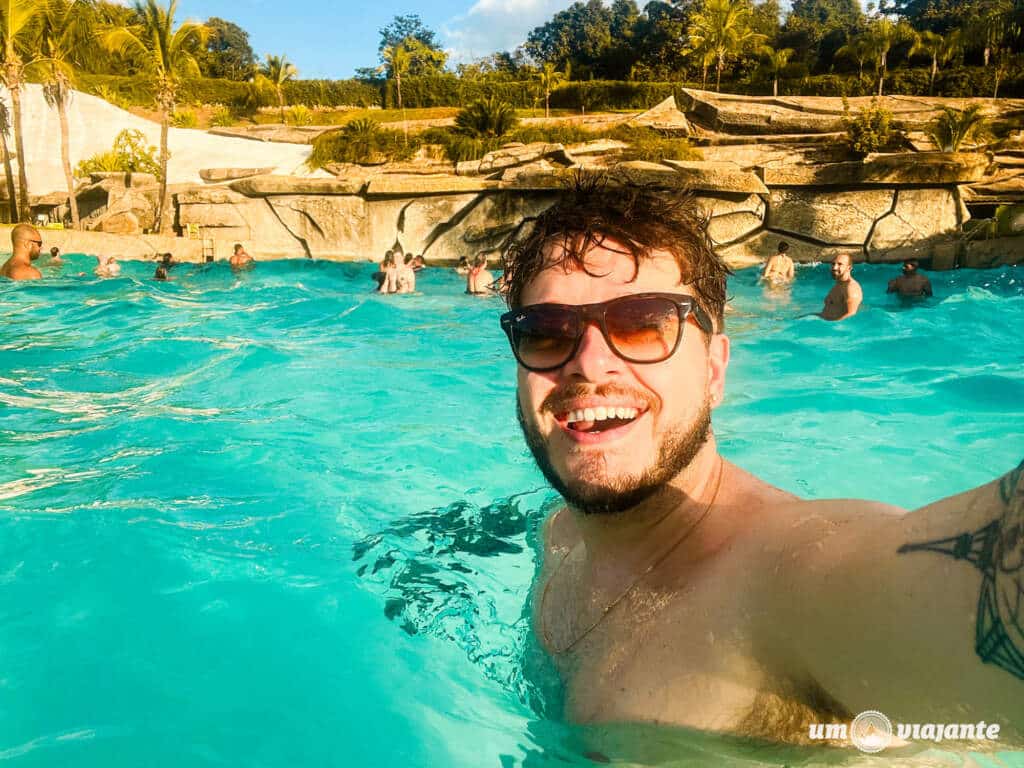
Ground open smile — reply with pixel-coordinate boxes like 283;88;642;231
553;403;648;444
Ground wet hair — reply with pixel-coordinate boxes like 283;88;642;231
501;174;730;331
160;252;173;264
473;255;487;268
404;254;414;265
777;241;789;253
50;247;60;257
383;254;395;267
233;243;243;253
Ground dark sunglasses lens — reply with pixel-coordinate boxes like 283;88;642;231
513;306;580;370
605;296;681;362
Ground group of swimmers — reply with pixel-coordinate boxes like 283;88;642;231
760;240;934;321
0;224;257;282
374;246;425;294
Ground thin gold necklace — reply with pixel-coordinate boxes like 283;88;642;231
540;458;725;655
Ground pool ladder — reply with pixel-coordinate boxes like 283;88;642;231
202;238;215;263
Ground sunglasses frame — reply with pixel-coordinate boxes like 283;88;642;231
500;292;714;373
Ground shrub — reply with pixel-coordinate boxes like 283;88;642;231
843;98;897;156
609;126;700;162
76;129;161;177
92;84;133;110
171;108;198;128
287;105;314;126
454;98;518;138
927;105;990;151
209;105;235;127
308;118;417;167
282;78;381;108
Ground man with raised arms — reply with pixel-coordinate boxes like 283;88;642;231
0;224;43;281
498;180;1022;744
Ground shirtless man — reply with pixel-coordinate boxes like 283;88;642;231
499;183;1022;745
0;224;43;280
47;246;63;265
819;253;862;321
760;241;794;285
887;259;933;298
230;243;254;270
466;255;493;295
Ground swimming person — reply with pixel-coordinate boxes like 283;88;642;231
760;241;794;285
466;255;493;295
95;255;121;277
887;259;933;298
498;180;1022;743
377;253;398;293
47;246;63;265
411;255;426;273
0;224;43;280
230;243;254;271
396;254;416;294
818;253;861;321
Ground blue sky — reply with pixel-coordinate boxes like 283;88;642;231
172;0;580;78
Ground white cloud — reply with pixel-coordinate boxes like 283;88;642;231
442;0;578;63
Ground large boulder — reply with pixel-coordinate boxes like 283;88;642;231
474;143;574;175
663;160;768;195
200;167;274;183
626;95;691;136
423;192;559;263
230;175;367;196
700;193;766;245
268;196;370;258
759;153;991;186
718;230;862;267
768;188;894;245
867;188;963;254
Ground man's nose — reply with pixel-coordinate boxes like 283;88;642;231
561;322;622;381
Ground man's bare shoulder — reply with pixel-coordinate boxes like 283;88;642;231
542;506;579;561
1;264;41;280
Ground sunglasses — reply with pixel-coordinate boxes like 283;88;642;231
500;293;713;373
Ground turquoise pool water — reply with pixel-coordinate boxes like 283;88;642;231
1;256;1022;767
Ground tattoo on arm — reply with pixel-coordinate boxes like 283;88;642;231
898;459;1024;681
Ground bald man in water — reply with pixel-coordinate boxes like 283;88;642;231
0;224;43;281
818;253;862;321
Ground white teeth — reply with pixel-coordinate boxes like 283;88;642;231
566;407;640;424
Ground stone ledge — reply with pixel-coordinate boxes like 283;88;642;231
229;175;368;197
760;153;992;187
663;160;768;195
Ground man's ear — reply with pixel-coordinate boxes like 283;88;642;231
708;333;730;407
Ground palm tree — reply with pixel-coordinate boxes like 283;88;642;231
865;17;917;97
910;30;961;95
380;42;411;142
102;0;208;233
0;100;16;222
836;34;873;79
688;0;767;93
537;62;567;118
0;0;45;221
927;104;990;151
258;54;297;123
28;0;94;229
759;48;794;97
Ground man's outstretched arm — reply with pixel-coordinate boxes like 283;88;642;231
761;460;1023;732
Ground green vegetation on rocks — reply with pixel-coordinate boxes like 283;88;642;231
76;128;162;176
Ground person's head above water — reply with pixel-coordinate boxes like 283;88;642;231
404;253;414;265
50;247;60;258
777;241;789;254
831;253;853;281
160;252;173;265
499;177;731;516
233;243;244;254
902;259;919;274
11;223;42;261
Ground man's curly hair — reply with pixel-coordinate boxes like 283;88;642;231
501;173;731;332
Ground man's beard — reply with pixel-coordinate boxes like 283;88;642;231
516;398;711;516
